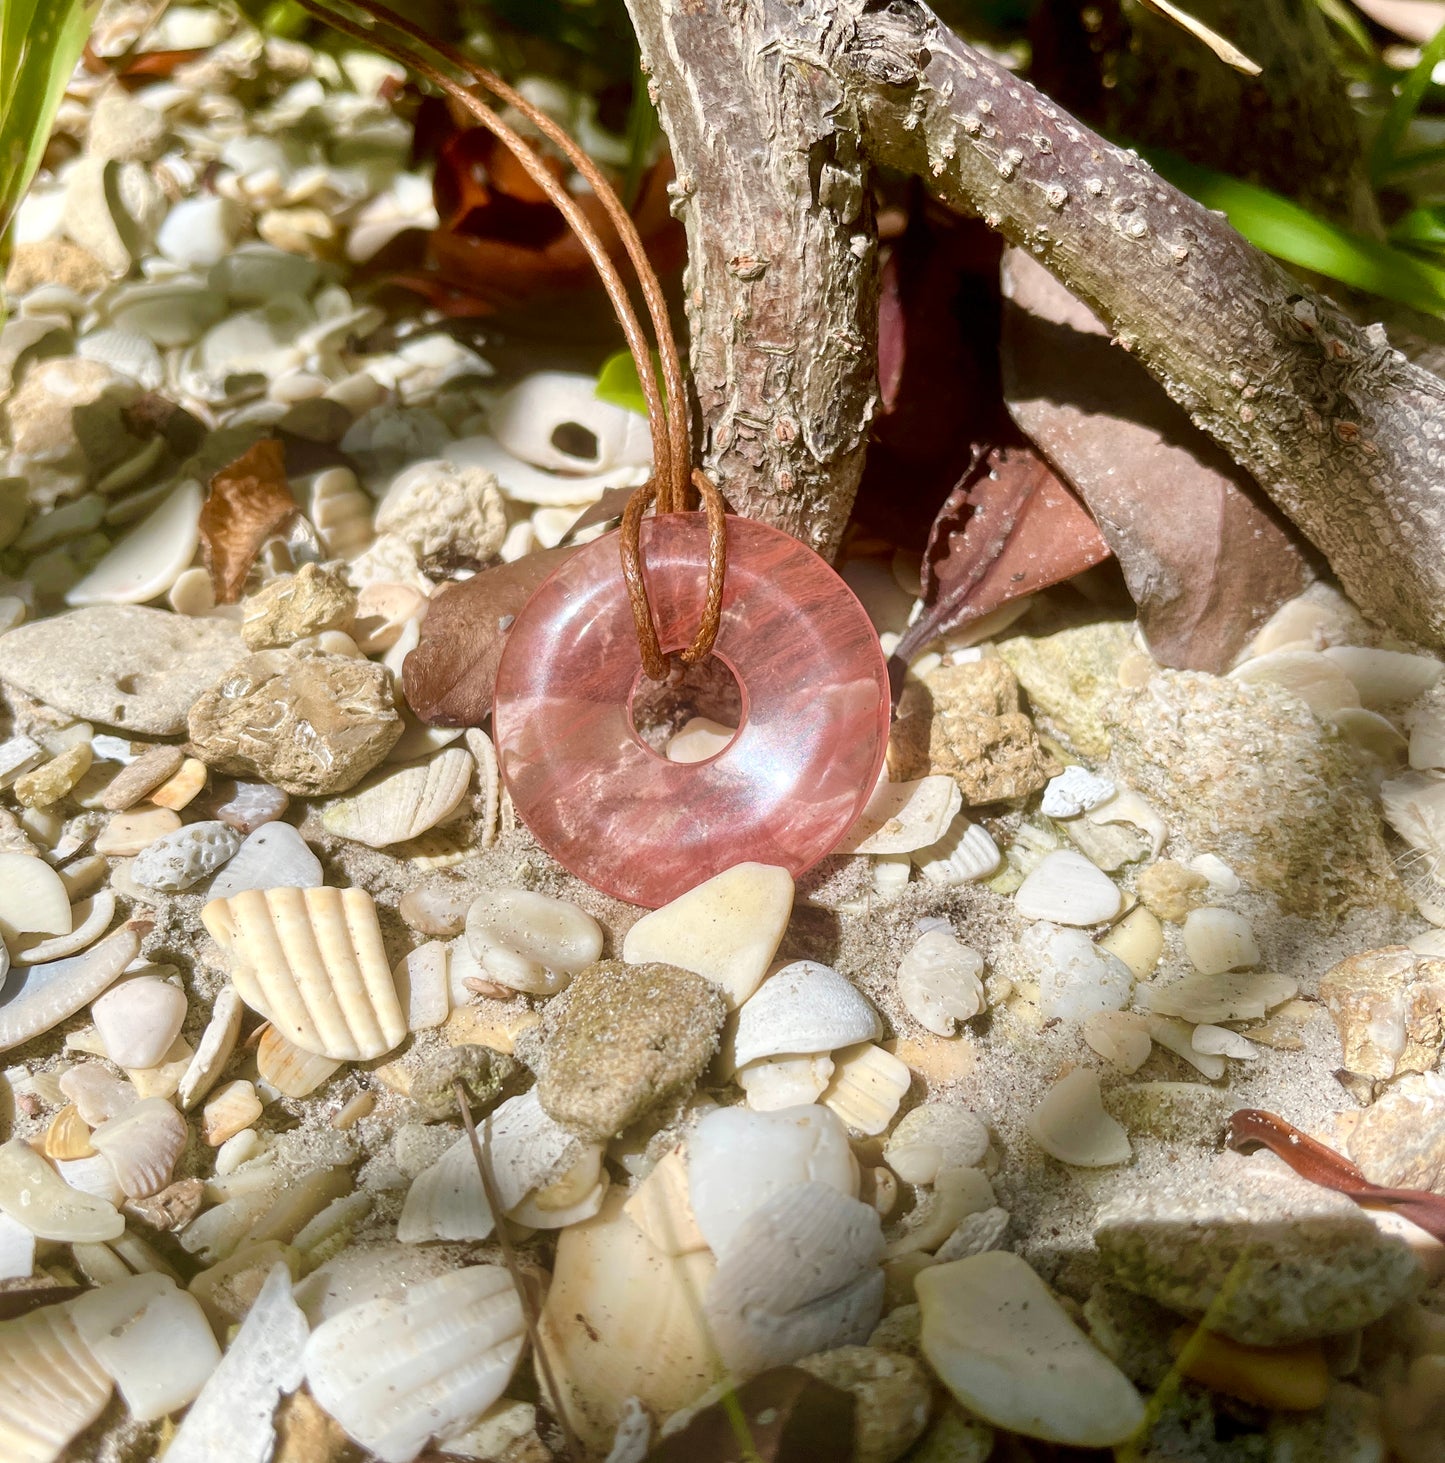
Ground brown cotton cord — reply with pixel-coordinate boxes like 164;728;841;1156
299;0;724;674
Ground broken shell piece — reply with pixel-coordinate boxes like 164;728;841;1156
149;758;207;811
1191;1024;1259;1060
1096;905;1163;981
449;432;646;508
305;1265;524;1463
90;1097;187;1199
256;1024;341;1098
66;479;202;608
666;717;736;765
0;1300;114;1462
464;888;603;996
1085;791;1166;858
1230;649;1362;719
1027;1069;1132;1167
321;747;472;850
1020;923;1134;1023
70;1272;222;1423
687;1105;857;1258
202;887;406;1062
1181;907;1261;974
883;1103;990;1185
203;1080;263;1146
12;890;117;966
820;1043;912;1137
54;1153;125;1209
704;1181;885;1377
731;962;882;1069
918;1251;1145;1447
94;806;182;857
1144;1015;1225;1079
896;928;985;1036
60;1063;136;1126
622;1148;708;1257
736;1053;835;1111
1041;766;1116;819
178;986;244;1110
1142;969;1296;1024
884;1165;997;1259
1082;1010;1153;1074
1014;850;1122;926
1322;646;1443;708
393;942;450;1032
912;819;1002;885
0;851;72;944
0;923;144;1052
133;821;243;893
43;1104;96;1161
0;1138;123;1241
836;776;962;855
205;822;322;902
92;975;187;1069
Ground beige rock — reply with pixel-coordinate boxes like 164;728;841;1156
1136;859;1208;922
1345;1075;1445;1191
375;459;507;566
99;744;185;811
1318;947;1445;1083
14;743;92;808
188;650;402;795
995;620;1136;758
241;563;358;651
151;757;207;810
5;239;109;295
795;1345;932;1463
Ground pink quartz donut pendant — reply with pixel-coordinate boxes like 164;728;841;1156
492;513;890;908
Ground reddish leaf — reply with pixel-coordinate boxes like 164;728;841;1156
1227;1108;1445;1243
402;546;578;726
646;1367;856;1463
199;439;300;605
893;442;1111;665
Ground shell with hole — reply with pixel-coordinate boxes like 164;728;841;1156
304;1265;524;1463
202;886;406;1061
320;747;473;850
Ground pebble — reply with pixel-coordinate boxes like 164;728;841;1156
193;778;289;834
1318;946;1445;1084
794;1346;932;1463
14;742;92;808
1027;1068;1132;1167
398;879;472;938
1181;906;1260;974
374;459;507;564
205;822;322;901
1173;1326;1330;1412
1041;765;1116;819
151;757;207;811
0;605;244;735
1019;923;1134;1021
917;1251;1145;1448
1135;858;1209;922
620;861;793;1009
133;821;243;892
466;888;604;996
93;976;188;1069
99;744;185;811
1014;849;1122;925
896;927;985;1036
240;563;358;651
157;195;242;268
536;961;726;1141
95;806;182;856
1095;905;1163;980
187;650;402;795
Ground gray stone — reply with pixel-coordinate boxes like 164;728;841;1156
0;606;244;735
1095;1161;1422;1345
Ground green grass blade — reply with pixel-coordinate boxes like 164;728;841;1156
1311;0;1377;64
1152;152;1445;317
1370;21;1445;183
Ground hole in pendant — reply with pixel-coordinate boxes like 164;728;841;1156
629;652;745;763
550;421;600;464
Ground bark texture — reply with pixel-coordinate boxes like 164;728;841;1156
622;0;880;560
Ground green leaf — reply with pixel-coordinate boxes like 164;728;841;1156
595;348;664;416
1151;152;1445;317
1370;21;1445;183
1311;0;1377;65
1391;205;1445;252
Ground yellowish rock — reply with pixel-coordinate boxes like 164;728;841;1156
1136;859;1208;922
1172;1325;1329;1412
14;743;92;808
150;758;207;811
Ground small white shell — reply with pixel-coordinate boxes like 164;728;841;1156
703;1181;884;1376
1026;1069;1131;1167
0;851;71;944
1181;907;1260;974
1081;1010;1152;1073
835;775;962;855
202;887;407;1062
912;819;1002;885
92;976;187;1070
0;1300;114;1462
820;1043;912;1137
735;1054;835;1111
0;923;143;1053
686;1105;857;1259
1020;923;1135;1023
883;1102;990;1185
256;1023;341;1098
307;467;375;558
1085;791;1166;858
1041;766;1116;819
60;1064;136;1126
1014;850;1122;926
731;961;882;1069
65;480;202;608
304;1266;524;1463
321;747;473;850
488;371;653;476
1230;649;1361;718
1322;646;1443;708
205;822;322;902
0;734;45;788
1144;1015;1225;1079
897;928;985;1036
178;986;244;1111
0;1138;123;1241
1191;1024;1259;1060
90;1097;187;1199
203;1080;263;1146
449;432;648;507
1142;969;1297;1024
463;729;500;848
393;942;450;1032
12;890;117;966
464;889;603;996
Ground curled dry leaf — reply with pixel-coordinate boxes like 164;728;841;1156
1226;1108;1445;1243
199;438;300;605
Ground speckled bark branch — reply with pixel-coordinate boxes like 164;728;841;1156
622;0;879;560
842;2;1445;646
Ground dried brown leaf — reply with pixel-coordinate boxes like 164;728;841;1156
199;438;300;605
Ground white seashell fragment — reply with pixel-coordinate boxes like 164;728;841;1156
1019;923;1134;1022
1041;766;1116;819
1144;1015;1225;1078
0;1213;34;1280
0;1301;113;1463
885;1166;998;1259
305;1266;524;1463
178;986;243;1110
0;923;143;1052
449;433;647;507
60;1064;135;1126
54;1153;125;1209
1027;1069;1131;1167
204;822;322;902
1191;1024;1259;1060
0;852;72;944
70;1272;222;1422
1085;790;1166;858
0;735;44;789
203;1080;264;1146
90;1097;187;1199
665;717;736;765
462;729;500;849
202;887;406;1062
157;195;241;269
163;1264;308;1463
1381;770;1445;867
820;1043;912;1136
913;818;1002;885
322;748;473;850
1015;850;1122;926
464;889;603;996
65;480;202;607
1332;707;1408;767
918;1252;1145;1447
95;806;182;857
1181;906;1260;974
132;821;242;892
12;890;117;966
731;961;881;1068
393;942;450;1032
1142;969;1296;1024
883;1102;990;1185
1082;1010;1152;1073
897;928;985;1036
1095;905;1163;981
0;1139;123;1241
620;862;793;1008
686;1105;857;1258
735;1053;834;1111
489;372;652;475
621;1148;707;1257
1322;646;1443;708
1230;649;1362;718
835;775;962;855
92;975;187;1069
256;1024;341;1098
704;1182;884;1376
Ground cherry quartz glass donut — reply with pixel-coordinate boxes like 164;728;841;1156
492;513;890;908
